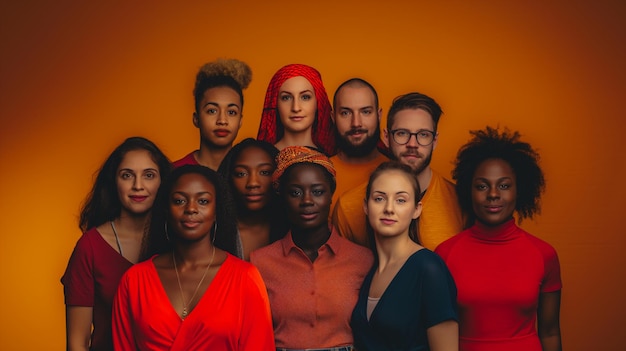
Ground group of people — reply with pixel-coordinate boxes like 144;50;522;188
62;59;562;351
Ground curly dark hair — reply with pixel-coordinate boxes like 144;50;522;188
143;165;240;259
217;138;288;242
452;126;545;223
78;136;172;232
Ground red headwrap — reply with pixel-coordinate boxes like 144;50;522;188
257;64;336;156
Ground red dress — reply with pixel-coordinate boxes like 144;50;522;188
435;219;561;351
61;228;133;351
112;253;275;351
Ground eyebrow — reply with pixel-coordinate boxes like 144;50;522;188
280;89;314;95
202;101;241;109
172;191;213;196
234;162;274;168
372;190;410;195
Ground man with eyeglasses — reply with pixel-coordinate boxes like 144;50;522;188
332;92;464;250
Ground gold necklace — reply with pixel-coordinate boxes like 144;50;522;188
172;246;216;320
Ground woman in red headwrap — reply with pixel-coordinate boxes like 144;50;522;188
257;64;337;156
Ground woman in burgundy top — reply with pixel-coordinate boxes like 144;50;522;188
62;136;171;351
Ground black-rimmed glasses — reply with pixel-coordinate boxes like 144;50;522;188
389;129;436;146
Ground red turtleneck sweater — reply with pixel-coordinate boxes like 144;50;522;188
435;218;561;351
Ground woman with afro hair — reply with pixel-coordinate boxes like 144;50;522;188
435;126;562;351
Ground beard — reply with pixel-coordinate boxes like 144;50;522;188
335;125;381;158
391;147;433;175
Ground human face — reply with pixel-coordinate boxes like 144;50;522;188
116;149;161;217
384;108;437;174
193;86;243;148
333;86;381;157
231;146;275;212
364;170;421;238
169;173;217;242
282;164;332;230
277;76;317;134
471;158;517;226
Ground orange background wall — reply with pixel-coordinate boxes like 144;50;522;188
1;1;624;350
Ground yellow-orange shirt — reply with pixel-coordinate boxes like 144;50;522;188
332;169;464;250
329;152;388;216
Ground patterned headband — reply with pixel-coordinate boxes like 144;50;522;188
272;146;336;190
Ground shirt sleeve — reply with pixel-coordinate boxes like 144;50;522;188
238;266;276;350
541;244;562;292
112;270;137;351
61;234;95;306
419;253;459;328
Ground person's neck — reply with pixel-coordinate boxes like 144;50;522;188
374;233;420;272
237;209;271;229
275;130;315;150
197;142;231;170
415;167;433;193
337;148;381;164
115;211;149;238
173;238;216;265
291;225;330;252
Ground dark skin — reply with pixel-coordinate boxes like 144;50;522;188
281;164;333;262
153;173;228;319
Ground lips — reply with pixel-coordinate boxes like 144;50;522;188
484;205;503;213
289;116;305;121
380;218;397;225
181;220;201;229
214;129;230;137
299;212;318;221
245;193;265;202
129;195;148;202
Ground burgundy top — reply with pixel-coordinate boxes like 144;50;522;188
61;227;133;351
172;151;199;168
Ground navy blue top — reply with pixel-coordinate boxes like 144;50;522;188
351;249;458;351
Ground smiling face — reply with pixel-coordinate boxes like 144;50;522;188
193;86;243;148
116;149;161;217
168;173;217;242
277;76;317;135
364;169;421;239
471;158;517;226
231;146;275;212
282;163;332;230
384;108;437;174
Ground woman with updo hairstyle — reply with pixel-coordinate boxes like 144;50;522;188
62;136;171;351
250;146;372;350
257;64;336;156
435;126;562;351
351;161;459;351
112;165;275;350
173;58;252;170
217;138;288;260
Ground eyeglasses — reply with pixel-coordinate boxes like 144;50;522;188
389;129;436;146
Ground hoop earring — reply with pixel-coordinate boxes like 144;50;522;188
212;221;217;244
165;222;170;242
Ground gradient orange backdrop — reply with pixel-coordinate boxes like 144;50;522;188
1;1;624;350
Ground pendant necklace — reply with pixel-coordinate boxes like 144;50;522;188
110;221;124;257
173;245;216;320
